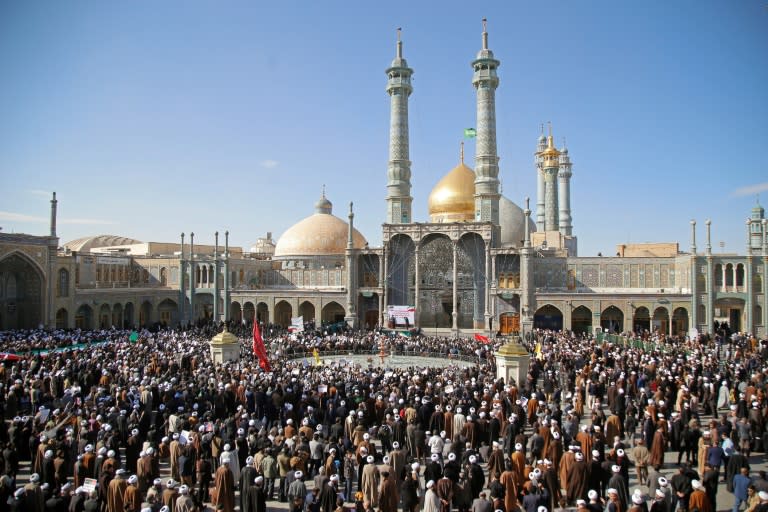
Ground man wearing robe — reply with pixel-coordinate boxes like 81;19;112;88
378;472;399;512
122;475;141;512
689;480;712;512
487;442;505;479
648;428;666;468
436;475;454;512
213;457;236;512
361;455;379;508
500;462;519;512
107;470;128;512
567;452;590;505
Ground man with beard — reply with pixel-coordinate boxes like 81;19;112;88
567;451;590;505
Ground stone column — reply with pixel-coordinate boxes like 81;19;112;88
381;246;388;328
190;233;196;325
485;242;491;335
763;220;768;335
213;232;220;323
414;246;420;328
223;231;230;323
706;220;714;334
452;240;458;332
179;233;186;323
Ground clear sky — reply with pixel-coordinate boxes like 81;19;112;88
1;1;766;256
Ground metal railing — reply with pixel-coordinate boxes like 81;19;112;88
281;347;486;364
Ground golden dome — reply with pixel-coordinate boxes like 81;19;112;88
428;161;476;223
274;196;367;258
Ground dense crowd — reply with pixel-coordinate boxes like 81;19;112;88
0;324;765;512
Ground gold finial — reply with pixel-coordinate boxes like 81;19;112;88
547;121;552;137
460;141;464;164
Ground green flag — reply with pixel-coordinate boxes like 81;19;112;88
129;331;139;343
464;128;477;138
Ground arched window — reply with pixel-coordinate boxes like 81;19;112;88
58;268;69;297
736;264;745;287
160;267;168;286
725;264;734;287
714;264;723;286
143;269;150;283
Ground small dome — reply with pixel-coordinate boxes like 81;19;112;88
274;195;366;258
314;193;333;214
499;197;536;248
428;162;475;223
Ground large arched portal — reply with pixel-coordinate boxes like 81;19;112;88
158;299;178;326
652;307;670;335
274;301;292;328
533;305;563;331
56;308;68;329
75;304;93;330
322;301;345;324
242;302;255;324
672;307;689;336
230;302;242;324
387;234;416;316
571;306;593;334
256;302;269;324
299;301;315;323
633;306;650;333
0;253;44;330
601;306;624;334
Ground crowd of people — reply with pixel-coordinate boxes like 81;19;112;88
0;324;765;512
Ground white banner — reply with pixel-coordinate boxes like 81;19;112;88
289;316;304;332
386;305;415;327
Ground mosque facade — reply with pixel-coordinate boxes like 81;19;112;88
1;26;767;338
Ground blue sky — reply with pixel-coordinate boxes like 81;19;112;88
1;1;766;256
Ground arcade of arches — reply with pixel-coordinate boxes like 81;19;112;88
532;302;690;336
230;299;350;328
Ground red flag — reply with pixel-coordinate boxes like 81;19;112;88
474;333;489;344
252;321;271;372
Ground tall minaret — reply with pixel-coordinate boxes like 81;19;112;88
385;28;414;224
557;138;573;236
535;126;546;231
472;18;501;224
540;124;560;231
345;202;358;328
